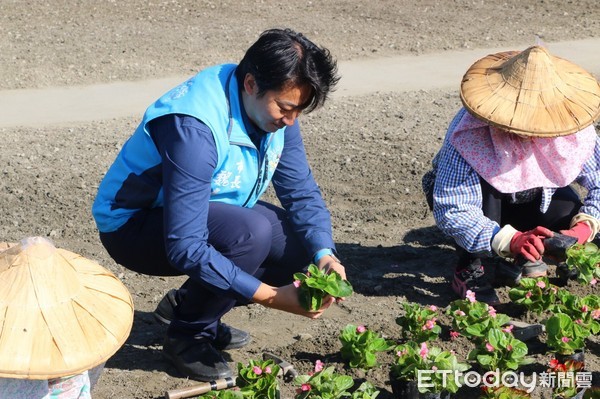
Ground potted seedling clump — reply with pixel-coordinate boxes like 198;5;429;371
294;264;353;311
197;359;281;399
339;324;395;370
467;328;533;372
562;242;600;285
395;303;442;343
547;358;587;399
508;277;558;313
390;341;469;399
447;291;510;342
545;313;589;365
293;360;354;399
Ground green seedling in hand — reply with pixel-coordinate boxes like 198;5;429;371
294;264;353;311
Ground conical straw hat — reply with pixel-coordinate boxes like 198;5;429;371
0;237;134;380
460;45;600;137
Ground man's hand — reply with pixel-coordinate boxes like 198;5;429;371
510;226;554;262
251;283;334;319
316;254;347;303
560;222;593;245
317;254;346;280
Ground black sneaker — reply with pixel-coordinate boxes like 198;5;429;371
163;336;233;381
154;289;177;325
451;263;499;305
155;289;251;350
214;322;251;350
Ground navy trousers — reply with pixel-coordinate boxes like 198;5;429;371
99;201;311;340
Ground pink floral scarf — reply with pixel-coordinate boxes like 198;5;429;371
449;111;597;193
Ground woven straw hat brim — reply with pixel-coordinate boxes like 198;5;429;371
0;238;134;380
460;46;600;137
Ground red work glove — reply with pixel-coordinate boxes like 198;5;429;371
509;226;554;262
560;222;593;245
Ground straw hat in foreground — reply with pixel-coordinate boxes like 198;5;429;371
0;237;134;380
460;45;600;137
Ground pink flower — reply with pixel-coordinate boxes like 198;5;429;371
450;331;460;340
431;366;438;371
396;349;407;357
506;344;513;351
536;280;546;289
575;319;583;325
356;325;366;333
429;305;438;311
265;366;272;374
293;280;301;288
581;305;589;313
525;291;532;299
488;306;497;317
454;310;466;317
485;342;494;352
253;366;262;375
466;290;476;303
419;342;429;359
592;309;600;320
314;360;324;373
561;337;570;343
591;279;597;285
301;384;312;392
502;325;514;333
422;319;437;330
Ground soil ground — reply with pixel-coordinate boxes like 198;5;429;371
1;1;599;398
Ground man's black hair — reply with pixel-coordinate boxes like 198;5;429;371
236;28;340;113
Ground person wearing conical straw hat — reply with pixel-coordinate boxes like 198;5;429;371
0;237;134;398
422;45;600;305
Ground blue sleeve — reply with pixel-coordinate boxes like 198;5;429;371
432;139;498;253
577;136;600;220
149;114;261;300
271;120;335;256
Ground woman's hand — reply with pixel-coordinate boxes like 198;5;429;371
251;282;334;319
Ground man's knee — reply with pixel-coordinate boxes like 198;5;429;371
217;212;272;264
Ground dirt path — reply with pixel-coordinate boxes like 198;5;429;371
2;38;600;128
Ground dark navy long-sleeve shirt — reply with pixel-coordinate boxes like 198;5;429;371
148;113;334;301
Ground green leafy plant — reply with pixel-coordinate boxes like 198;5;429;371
395;302;442;342
545;313;589;355
447;291;510;341
197;359;281;399
583;387;600;399
508;277;558;313
293;362;354;399
479;386;532;399
339;324;395;369
391;341;470;395
548;358;585;399
553;292;600;337
467;328;532;371
197;391;242;399
294;264;354;311
565;242;600;285
350;381;380;399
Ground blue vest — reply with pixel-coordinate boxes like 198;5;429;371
92;64;286;232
